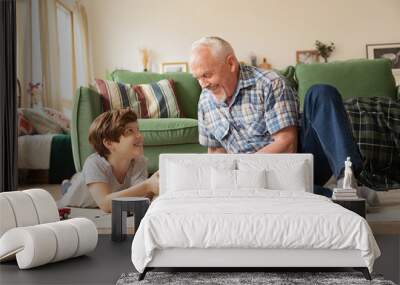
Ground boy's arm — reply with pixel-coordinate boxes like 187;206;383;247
88;171;159;213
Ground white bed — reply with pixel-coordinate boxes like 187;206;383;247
131;154;380;280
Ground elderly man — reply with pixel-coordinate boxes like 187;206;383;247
190;36;377;202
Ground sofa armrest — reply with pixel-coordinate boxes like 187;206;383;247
71;87;103;172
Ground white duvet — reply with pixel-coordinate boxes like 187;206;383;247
131;190;380;273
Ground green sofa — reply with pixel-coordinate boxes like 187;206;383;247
71;71;207;174
71;58;399;175
295;58;398;108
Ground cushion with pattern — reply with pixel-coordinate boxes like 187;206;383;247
95;79;181;118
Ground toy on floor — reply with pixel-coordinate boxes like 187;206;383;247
58;207;71;220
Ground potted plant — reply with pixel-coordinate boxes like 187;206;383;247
315;41;335;63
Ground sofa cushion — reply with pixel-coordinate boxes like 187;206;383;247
133;79;181;118
110;70;201;119
138;118;199;146
95;78;181;118
19;108;67;134
295;59;397;108
94;79;139;113
17;109;34;136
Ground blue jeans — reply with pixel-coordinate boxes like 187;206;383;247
298;84;363;197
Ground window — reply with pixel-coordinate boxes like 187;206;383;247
56;1;75;118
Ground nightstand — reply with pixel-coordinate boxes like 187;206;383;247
111;197;150;242
332;198;366;218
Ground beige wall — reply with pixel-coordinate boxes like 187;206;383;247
82;0;400;82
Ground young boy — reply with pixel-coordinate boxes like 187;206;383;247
59;109;159;212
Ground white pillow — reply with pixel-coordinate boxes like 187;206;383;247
211;169;267;190
238;159;308;191
166;160;236;193
266;161;308;191
236;169;267;189
167;162;209;191
166;161;235;191
211;168;236;190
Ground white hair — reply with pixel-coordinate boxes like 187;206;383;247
191;36;235;61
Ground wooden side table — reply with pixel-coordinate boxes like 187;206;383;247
112;197;150;242
332;198;366;218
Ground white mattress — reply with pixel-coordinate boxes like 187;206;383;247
131;190;380;273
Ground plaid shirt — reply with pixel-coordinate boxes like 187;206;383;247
198;64;299;153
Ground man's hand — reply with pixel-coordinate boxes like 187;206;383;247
256;126;298;154
208;147;227;154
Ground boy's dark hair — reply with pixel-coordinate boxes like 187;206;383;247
88;108;138;158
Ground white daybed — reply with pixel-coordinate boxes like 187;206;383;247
131;154;380;280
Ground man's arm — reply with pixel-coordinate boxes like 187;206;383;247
208;147;227;153
198;103;225;154
255;126;298;154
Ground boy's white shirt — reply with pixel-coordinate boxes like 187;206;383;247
57;153;148;208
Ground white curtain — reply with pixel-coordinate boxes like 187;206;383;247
38;0;61;110
20;0;93;112
73;0;93;87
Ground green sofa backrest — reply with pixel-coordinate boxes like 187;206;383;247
295;59;397;108
110;70;202;119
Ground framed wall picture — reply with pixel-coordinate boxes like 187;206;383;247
366;43;400;70
296;50;320;64
367;43;400;84
160;62;188;73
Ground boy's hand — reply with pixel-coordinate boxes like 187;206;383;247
147;171;160;196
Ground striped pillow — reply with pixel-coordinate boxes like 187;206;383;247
133;79;181;118
95;79;142;116
94;79;181;118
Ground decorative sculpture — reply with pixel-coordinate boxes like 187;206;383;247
343;157;353;189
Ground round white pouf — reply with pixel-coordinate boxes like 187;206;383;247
65;218;98;257
0;196;17;237
24;189;59;224
0;218;98;269
42;221;79;262
0;225;57;269
0;192;39;227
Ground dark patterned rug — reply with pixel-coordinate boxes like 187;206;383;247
116;271;395;285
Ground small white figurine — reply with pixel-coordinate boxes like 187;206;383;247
343;157;353;189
